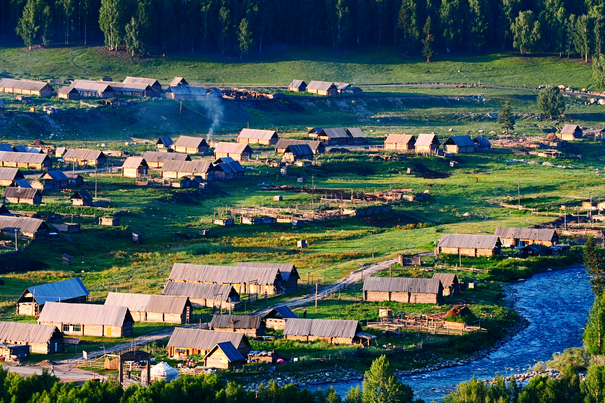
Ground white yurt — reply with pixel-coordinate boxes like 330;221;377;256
150;361;179;383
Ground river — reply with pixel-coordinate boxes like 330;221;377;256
327;266;594;401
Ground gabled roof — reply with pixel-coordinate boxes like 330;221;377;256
474;137;491;147
445;135;475;147
275;139;324;152
142;151;191;163
208;342;246;362
169;263;282;286
0;152;49;164
123;77;161;87
63;149;105;161
210;314;262;330
21;278;89;305
0;145;13;152
0;322;61;344
385;134;415;145
167;328;248;351
319;128;348;139
156;136;174;147
439;234;501;249
0;216;47;233
237;262;299;282
307;81;336;91
363;277;442;294
13;179;31;188
214;142;252;155
284;318;361;339
432;273;458;289
174;136;209;149
41;170;69;181
259;306;297;320
107;82;154;93
334;82;351;91
0;79;53;92
0;168;24;181
13;145;42;153
57;86;79;95
38;302;133;327
3;187;40;199
162;282;238;302
288;80;306;88
346;128;366;138
170;77;188;86
213;158;245;174
70;189;93;203
167;86;206;96
70;80;113;93
415;133;440;147
0;204;11;215
284;144;313;156
122;157;148;169
238;129;278;141
561;124;582;134
494;227;557;242
104;292;189;315
161;160;212;174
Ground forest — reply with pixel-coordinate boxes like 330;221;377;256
3;0;605;60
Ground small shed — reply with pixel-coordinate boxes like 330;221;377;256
167;328;251;359
288;80;307;92
203;342;246;370
213;158;245;180
0;343;30;361
57;86;80;100
162;282;240;309
237;129;279;145
70;190;93;206
104;292;192;324
3;187;42;205
36;170;70;190
415;133;440;155
559;124;583;141
16;277;89;316
99;216;119;226
283;318;366;345
438;234;501;257
363;277;443;304
444;136;475;153
122;157;149;178
156;136;174;149
432;273;460;297
259;306;297;330
210;314;265;338
283;144;313;162
346;128;367;144
385;134;415;152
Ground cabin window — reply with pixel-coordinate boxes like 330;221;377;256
72;324;81;332
63;324;69;332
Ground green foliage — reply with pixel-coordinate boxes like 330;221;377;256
511;10;541;54
361;355;414;403
497;101;515;135
237;18;253;59
584;294;605;356
537;86;566;119
443;375;521;403
16;0;39;49
548;348;588;372
582;364;605;403
585;237;605;297
593;54;605;90
422;16;434;63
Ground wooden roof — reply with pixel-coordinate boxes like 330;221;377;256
57;86;78;95
385;134;415;145
237;262;299;282
167;328;249;351
238;129;278;141
161;160;212;174
213;158;244;174
0;144;14;152
19;278;89;305
3;187;40;199
162;282;238;302
319;128;348;139
307;81;336;91
0;322;62;344
169;77;188;86
439;234;501;249
123;77;161;87
38;302;134;327
168;86;206;96
0;79;53;92
214;142;252;155
284;318;361;339
346;128;366;138
63;149;105;161
156;136;174;147
142;151;191;163
0;168;24;181
415;133;440;147
70;190;92;203
284;144;313;156
494;227;557;242
561;124;582;134
288;80;306;88
363;277;442;294
259;306;297;320
122;157;148;169
432;273;458;289
174;136;209;149
0;151;49;164
275;139;324;152
0;216;47;234
104;292;189;315
210;314;262;330
169;263;282;286
13;145;42;153
70;80;113;93
473;137;491;147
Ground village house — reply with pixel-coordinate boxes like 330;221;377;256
63;149;106;166
283;319;371;345
494;227;558;247
3;187;42;205
432;273;460;297
167;328;251;358
237;262;300;292
165;86;207;100
559;124;583;141
107;81;159;97
16;278;89;316
0;152;52;170
161;160;214;181
0;322;64;354
314;128;348;145
12;179;32;188
142;151;191;169
346;128;367;144
0;168;24;187
210;314;265;338
0;144;13;152
65;172;84;187
288;80;307;92
213;158;245;180
104;293;192;324
156;136;174;150
444;135;475;153
283;144;313;162
173;136;209;155
0;216;48;241
203;342;247;370
121;157;149;178
0;79;53;97
33;170;70;190
162;282;240;309
384;134;416;152
474;137;492;150
57;86;80;100
123;77;162;93
415;133;440;155
438;234;501;257
237;129;279;145
69;189;93;206
38;302;134;338
306;81;338;96
69;80;115;98
275;139;325;155
363;277;443;304
13;145;42;154
213;143;253;161
259;306;297;330
170;77;188;87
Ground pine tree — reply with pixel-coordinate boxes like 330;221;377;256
237;17;253;59
361;355;414;403
498;101;515;135
421;15;434;62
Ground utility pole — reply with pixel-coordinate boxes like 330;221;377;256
95;164;98;199
517;178;521;208
179;101;182;120
315;283;318;313
371;234;375;259
14;229;18;251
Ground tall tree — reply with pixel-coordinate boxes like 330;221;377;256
585;236;605;296
466;0;488;52
98;0;124;50
582;364;605;403
421;15;434;62
16;0;40;48
237;17;253;58
335;0;351;48
584;294;605;355
440;0;464;52
124;16;143;56
218;0;231;54
537;85;566;118
511;10;541;54
397;0;419;53
498;101;515;135
61;0;75;44
574;15;594;62
361;355;414;403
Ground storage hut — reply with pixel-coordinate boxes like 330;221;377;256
306;81;338;96
165;86;207;100
432;273;459;297
237;129;279;145
107;82;159;97
275;139;325;155
362;277;443;304
473;137;492;150
415;133;440;155
494;227;558;247
170;77;188;87
212;158;245;180
213;143;253;161
57;86;80;100
162;282;240;309
346;128;367;144
38;302;134;338
16;277;89;316
316;128;348;145
63;149;106;166
3;187;41;205
288;80;307;92
174;136;209;154
35;170;69;190
0;168;25;187
259;306;297;330
121;157;149;178
283;144;313;162
70;80;115;98
0;79;53;97
203;342;246;370
161;160;214;181
560;124;583;141
283;319;364;345
0;216;48;241
0;322;64;354
444;136;475;153
142;151;191;169
210;314;265;338
237;262;300;292
70;189;93;206
438;234;501;257
384;134;415;152
123;77;162;93
0;152;52;170
104;293;192;324
167;328;251;358
156;136;174;150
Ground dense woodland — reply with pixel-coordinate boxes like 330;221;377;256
3;0;605;59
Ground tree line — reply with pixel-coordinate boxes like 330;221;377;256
4;0;605;59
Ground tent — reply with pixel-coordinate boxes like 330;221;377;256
150;362;179;382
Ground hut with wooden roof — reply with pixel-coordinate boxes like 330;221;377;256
123;77;162;93
315;128;348;145
0;79;53;97
70;80;115;98
107;81;159;97
559;124;583;141
3;187;41;205
385;134;416;152
170;77;188;87
104;293;192;324
34;170;69;190
156;136;174;150
167;328;251;358
0;322;64;354
283;144;313;162
432;273;459;297
57;86;80;100
0;152;52;170
203;341;246;370
363;277;443;304
16;278;89;316
121;157;148;178
346;128;367;144
210;314;265;338
283;318;367;345
165;86;207;100
494;227;558;247
275;139;325;155
415;133;440;155
38;302;134;338
69;189;93;206
306;81;338;96
161;160;214;181
473;137;492;150
0;168;24;187
213;143;253;161
258;306;297;330
444;135;475;153
62;149;106;166
162;282;240;309
142;151;191;168
438;234;501;257
237;262;300;291
174;136;209;154
237;129;279;145
288;80;307;92
212;158;245;180
0;216;48;240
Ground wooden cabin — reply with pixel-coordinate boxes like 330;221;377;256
210;314;265;338
156;136;174;150
174;136;209;154
165;85;207;100
237;262;300;292
57;86;80;100
63;149;106;166
3;187;41;205
306;81;338;96
65;172;84;187
283;319;368;345
0;168;24;187
0;216;48;241
38;302;134;338
494;227;558;247
415;133;440;155
288;80;307;92
142;151;191;169
0;322;64;354
122;157;148;178
283;144;313;162
104;293;192;324
123;77;162;93
385;134;415;152
237;129;279;145
213;143;253;161
0;79;53;97
474;137;492;150
35;170;69;190
167;328;251;358
315;128;348;145
363;277;443;304
275;139;325;155
170;77;188;87
260;306;297;330
346;128;367;144
438;234;501;257
70;80;115;98
444;135;475;153
0;152;52;170
203;342;246;370
70;190;93;206
432;273;459;297
560;124;583;141
162;282;240;309
161;160;214;181
107;82;159;97
16;278;89;316
212;158;245;181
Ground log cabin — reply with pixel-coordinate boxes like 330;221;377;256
438;234;501;257
142;151;191;169
167;328;251;358
0;152;52;170
432;273;459;297
210;314;265;338
283;319;370;345
16;277;89;316
0;79;53;97
384;134;415;152
213;143;253;161
162;282;240;309
104;293;191;324
415;133;440;155
121;157;149;178
0;168;24;187
237;129;279;145
444;135;475;153
62;149;107;166
3;187;42;205
363;277;443;304
0;322;64;354
0;216;48;241
174;136;209;154
203;341;246;370
494;227;558;247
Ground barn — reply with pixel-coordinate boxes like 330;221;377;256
315;128;348;145
167;328;251;358
560;124;583;141
0;79;53;97
444;136;475;153
213;143;253;161
0;152;52;170
237;262;300;292
16;277;89;316
203;341;246;370
3;187;42;205
213;158;245;180
275;139;325;155
0;168;25;187
174;136;209;154
288;80;307;92
237;129;279;145
104;293;192;324
0;322;64;354
346;128;367;144
438;234;501;257
415;133;440;155
161;160;214;181
70;190;93;206
210;314;265;338
70;80;115;98
384;134;415;152
122;157;149;178
142;151;191;169
259;306;297;330
494;227;558;247
165;85;206;100
283;144;313;162
0;216;48;241
306;81;338;96
63;149;107;166
156;136;174;150
38;302;134;338
35;170;70;189
363;277;443;304
432;273;459;297
283;319;369;345
57;86;80;100
123;77;162;93
162;282;240;309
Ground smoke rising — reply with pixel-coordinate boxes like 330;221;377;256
200;96;224;140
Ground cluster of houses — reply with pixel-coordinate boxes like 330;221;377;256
384;133;491;155
288;80;362;96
